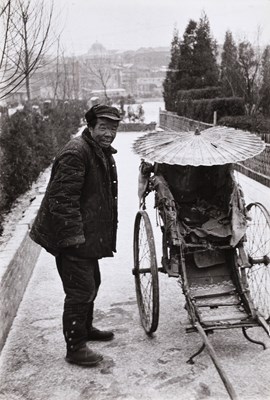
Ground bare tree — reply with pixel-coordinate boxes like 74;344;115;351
237;40;262;114
51;41;80;101
0;1;12;68
83;49;113;104
0;0;22;103
259;45;270;116
220;31;244;97
0;0;54;101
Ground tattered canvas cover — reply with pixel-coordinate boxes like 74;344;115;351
151;163;247;247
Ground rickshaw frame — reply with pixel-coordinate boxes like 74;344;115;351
132;162;270;400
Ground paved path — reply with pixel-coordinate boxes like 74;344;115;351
1;131;270;400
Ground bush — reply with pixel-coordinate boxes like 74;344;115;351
0;99;87;233
176;97;245;123
0;111;51;207
177;86;221;101
219;114;270;142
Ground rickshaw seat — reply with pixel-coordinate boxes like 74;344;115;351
152;163;247;248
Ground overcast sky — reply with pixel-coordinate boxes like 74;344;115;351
54;0;270;55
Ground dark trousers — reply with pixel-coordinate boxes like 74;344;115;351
56;253;101;351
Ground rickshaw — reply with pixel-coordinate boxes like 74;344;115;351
132;126;269;400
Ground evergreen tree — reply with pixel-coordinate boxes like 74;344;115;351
163;27;181;110
178;20;197;90
220;31;244;97
192;12;219;88
259;45;270;116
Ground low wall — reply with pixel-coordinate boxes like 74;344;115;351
159;110;270;188
0;195;43;353
118;121;156;132
234;145;270;187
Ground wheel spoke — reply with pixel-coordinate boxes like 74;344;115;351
244;203;270;321
133;211;159;333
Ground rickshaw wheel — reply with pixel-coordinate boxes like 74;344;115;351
243;202;270;322
133;210;159;334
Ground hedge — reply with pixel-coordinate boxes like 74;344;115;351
176;97;245;123
0;99;87;233
219;115;270;135
219;115;270;146
177;86;221;101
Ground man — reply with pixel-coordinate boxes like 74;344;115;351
30;104;121;366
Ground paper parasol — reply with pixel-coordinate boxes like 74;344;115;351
132;126;265;166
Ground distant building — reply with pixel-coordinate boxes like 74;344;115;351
133;47;170;69
5;90;28;105
89;88;127;104
80;44;170;100
137;74;165;98
4;43;170;105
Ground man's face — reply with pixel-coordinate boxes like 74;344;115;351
89;117;118;148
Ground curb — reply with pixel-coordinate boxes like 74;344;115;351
0;186;47;353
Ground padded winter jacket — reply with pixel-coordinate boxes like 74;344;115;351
30;128;118;259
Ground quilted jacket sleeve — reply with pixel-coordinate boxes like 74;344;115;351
48;151;86;248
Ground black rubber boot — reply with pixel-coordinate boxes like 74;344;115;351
66;343;103;366
87;327;114;341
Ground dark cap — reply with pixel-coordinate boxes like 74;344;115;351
85;104;121;124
